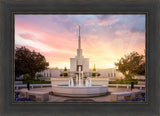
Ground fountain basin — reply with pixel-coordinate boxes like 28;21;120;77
52;85;108;97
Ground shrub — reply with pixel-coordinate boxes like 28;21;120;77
36;74;43;78
92;73;96;77
64;73;68;77
60;73;64;76
109;78;138;84
23;73;30;80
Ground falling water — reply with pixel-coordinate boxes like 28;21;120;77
71;78;74;86
76;74;78;84
89;78;92;86
69;66;92;87
68;79;71;86
85;79;89;86
68;78;74;87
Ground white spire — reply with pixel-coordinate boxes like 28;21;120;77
78;25;81;49
77;25;83;60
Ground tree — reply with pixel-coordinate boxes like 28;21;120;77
23;73;30;80
92;73;96;77
64;67;67;71
92;64;96;77
114;51;145;79
63;67;68;77
93;64;96;71
15;46;49;79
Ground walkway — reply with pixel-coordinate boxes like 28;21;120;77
16;87;144;102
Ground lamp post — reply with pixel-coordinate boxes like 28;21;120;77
27;81;30;90
131;81;134;91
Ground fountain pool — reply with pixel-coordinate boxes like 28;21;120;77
52;85;108;97
51;67;109;97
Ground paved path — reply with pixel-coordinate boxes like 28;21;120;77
17;87;136;102
49;88;132;102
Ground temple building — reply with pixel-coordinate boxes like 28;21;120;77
70;26;89;72
35;26;125;80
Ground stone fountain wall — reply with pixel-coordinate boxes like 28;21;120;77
91;78;109;86
51;77;109;86
51;78;69;86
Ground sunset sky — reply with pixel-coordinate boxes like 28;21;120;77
15;15;145;69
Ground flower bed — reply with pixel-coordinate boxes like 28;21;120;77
15;92;36;101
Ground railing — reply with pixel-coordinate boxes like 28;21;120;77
108;84;145;90
15;84;51;90
15;83;145;90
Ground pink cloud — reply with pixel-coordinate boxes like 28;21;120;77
15;15;145;69
15;21;79;68
97;18;119;26
18;33;35;40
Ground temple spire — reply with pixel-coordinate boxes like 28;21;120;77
77;25;82;59
78;25;81;49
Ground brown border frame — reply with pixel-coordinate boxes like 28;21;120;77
0;0;160;116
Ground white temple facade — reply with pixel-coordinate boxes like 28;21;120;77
70;26;89;72
34;26;125;80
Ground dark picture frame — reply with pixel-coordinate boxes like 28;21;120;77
0;0;160;116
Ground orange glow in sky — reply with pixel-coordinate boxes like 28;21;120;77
15;15;145;69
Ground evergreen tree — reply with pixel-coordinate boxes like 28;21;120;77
92;64;96;77
93;64;96;71
64;67;68;77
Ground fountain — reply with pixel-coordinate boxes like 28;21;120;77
51;66;109;97
51;26;109;97
68;77;74;87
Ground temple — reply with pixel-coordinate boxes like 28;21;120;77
36;26;125;80
70;26;89;72
70;26;89;75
